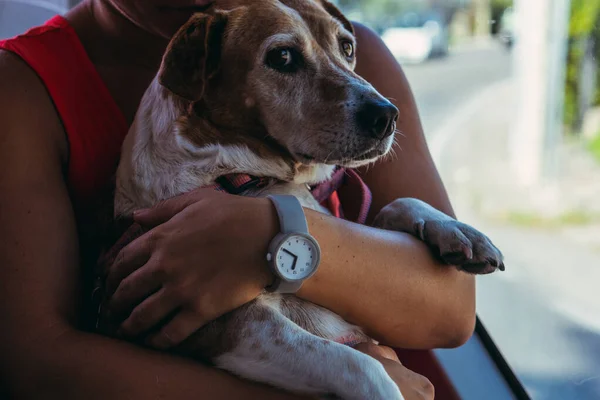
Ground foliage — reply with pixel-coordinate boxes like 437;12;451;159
569;0;600;36
564;0;600;130
504;209;600;228
589;133;600;164
491;0;512;8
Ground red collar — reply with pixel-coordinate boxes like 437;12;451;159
210;168;371;225
208;174;271;195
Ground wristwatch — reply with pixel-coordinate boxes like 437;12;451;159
265;195;321;293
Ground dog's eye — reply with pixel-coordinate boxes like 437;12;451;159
266;48;300;73
341;40;354;59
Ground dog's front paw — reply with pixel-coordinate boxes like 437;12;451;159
373;198;504;274
414;218;504;274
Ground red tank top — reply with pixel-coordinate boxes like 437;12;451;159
0;15;128;205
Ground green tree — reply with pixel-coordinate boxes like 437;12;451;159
565;0;600;131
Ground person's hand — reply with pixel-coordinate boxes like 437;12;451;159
104;189;278;349
354;343;435;400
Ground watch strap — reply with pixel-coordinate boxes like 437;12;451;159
266;195;309;234
266;279;303;294
265;195;311;294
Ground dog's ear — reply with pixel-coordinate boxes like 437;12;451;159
320;1;354;36
158;12;228;101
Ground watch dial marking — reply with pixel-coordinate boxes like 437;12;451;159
277;235;318;281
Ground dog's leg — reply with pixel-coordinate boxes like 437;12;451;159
211;302;403;400
373;197;504;274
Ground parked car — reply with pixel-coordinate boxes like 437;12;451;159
498;6;515;49
381;11;449;64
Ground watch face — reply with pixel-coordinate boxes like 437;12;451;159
275;234;319;281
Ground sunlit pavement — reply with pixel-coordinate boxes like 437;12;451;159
403;42;600;399
402;40;512;135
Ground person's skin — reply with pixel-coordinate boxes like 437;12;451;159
355;343;435;400
0;0;472;399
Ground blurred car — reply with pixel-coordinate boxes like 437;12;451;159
381;11;449;64
498;6;514;49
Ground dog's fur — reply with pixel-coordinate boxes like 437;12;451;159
108;1;504;398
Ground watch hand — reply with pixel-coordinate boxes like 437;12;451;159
282;249;298;270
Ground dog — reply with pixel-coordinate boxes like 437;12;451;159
102;1;504;399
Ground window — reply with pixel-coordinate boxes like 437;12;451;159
336;0;600;399
0;0;70;39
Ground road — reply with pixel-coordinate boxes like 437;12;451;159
403;44;600;399
402;43;512;135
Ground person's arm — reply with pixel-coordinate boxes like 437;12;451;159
0;50;309;400
124;192;474;352
298;210;474;349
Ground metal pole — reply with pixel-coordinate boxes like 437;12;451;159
544;0;571;181
510;0;570;186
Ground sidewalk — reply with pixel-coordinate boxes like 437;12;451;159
431;79;600;330
449;35;497;55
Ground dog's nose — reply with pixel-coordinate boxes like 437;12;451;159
356;100;399;140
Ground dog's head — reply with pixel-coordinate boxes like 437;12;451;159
158;0;398;171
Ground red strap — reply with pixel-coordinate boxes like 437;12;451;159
0;15;129;203
313;169;372;224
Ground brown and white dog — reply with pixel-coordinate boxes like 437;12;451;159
108;0;504;399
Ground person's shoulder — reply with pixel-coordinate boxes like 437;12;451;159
351;21;390;56
351;22;379;44
0;49;53;107
0;49;67;163
349;22;404;83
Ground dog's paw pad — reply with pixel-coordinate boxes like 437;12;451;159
421;220;505;274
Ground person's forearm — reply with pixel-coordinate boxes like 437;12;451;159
298;210;475;350
8;328;311;400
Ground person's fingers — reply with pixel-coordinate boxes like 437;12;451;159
133;188;211;227
146;309;205;350
375;345;400;362
353;342;380;356
119;288;178;337
354;342;401;362
106;232;155;294
109;263;163;318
